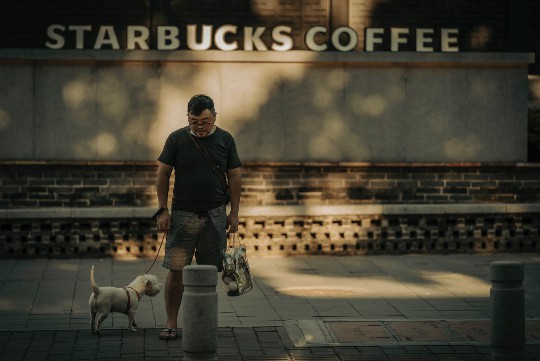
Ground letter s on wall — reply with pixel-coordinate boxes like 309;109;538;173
46;24;66;49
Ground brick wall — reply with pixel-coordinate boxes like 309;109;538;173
0;163;158;208
1;162;540;258
241;163;540;205
3;162;540;209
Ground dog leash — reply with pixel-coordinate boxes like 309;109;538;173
144;231;167;275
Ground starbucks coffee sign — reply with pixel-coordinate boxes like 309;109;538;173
46;24;459;52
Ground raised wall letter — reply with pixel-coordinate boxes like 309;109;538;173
271;26;293;51
187;25;212;50
215;25;238;51
416;28;434;52
127;26;150;50
69;25;91;49
94;26;120;49
441;29;459;52
365;28;384;51
244;27;267;51
157;26;180;50
305;26;327;51
391;28;409;51
331;26;358;51
45;24;65;49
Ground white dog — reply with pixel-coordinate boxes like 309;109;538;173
89;265;163;336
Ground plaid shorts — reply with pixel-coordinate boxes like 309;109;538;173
162;205;228;272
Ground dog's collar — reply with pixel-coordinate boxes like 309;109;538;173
126;286;141;301
123;287;141;314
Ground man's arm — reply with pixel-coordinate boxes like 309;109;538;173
226;167;242;233
156;161;173;232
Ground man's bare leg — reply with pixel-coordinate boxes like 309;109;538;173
160;270;183;339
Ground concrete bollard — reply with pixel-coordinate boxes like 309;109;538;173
182;265;218;361
490;261;525;361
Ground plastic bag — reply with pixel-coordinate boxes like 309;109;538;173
222;233;253;296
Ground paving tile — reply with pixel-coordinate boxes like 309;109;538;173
43;260;80;280
450;344;482;354
327;321;396;344
526;322;540;344
386;321;466;343
22;351;49;361
441;310;489;319
8;260;48;280
47;355;72;361
0;261;15;281
0;280;39;315
397;310;445;319
447;320;490;343
257;332;282;342
0;316;28;329
402;345;431;354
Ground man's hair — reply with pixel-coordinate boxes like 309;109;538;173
187;94;215;116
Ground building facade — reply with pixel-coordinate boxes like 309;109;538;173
0;0;539;257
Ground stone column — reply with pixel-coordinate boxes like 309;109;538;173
182;265;218;361
490;261;525;361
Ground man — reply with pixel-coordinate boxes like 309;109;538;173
155;94;242;341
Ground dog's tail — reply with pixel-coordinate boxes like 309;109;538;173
90;265;100;295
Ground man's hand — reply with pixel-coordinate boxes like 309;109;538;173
157;211;171;233
227;211;239;233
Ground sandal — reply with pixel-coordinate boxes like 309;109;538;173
159;328;178;340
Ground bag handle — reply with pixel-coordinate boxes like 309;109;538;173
227;232;238;248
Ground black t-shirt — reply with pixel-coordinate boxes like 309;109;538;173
158;126;242;211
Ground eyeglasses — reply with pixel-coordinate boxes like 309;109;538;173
189;120;212;127
187;112;215;127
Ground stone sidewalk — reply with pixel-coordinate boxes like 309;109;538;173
0;253;539;360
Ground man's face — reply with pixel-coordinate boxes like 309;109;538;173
187;109;216;137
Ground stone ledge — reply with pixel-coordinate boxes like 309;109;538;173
3;203;540;220
3;160;540;168
0;49;534;65
3;207;154;219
